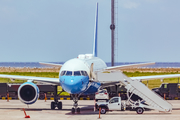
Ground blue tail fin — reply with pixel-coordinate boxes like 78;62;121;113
93;2;98;57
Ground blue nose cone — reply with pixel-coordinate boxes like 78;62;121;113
60;76;89;94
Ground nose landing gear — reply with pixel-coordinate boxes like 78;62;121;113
71;94;80;114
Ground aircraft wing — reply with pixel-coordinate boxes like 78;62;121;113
39;62;62;67
130;74;180;81
105;62;155;70
0;74;59;84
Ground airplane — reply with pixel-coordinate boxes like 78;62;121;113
1;3;180;114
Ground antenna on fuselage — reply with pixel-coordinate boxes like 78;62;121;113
93;2;98;57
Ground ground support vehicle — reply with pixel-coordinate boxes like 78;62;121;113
96;71;173;114
94;89;109;110
96;96;147;114
95;89;109;101
96;97;125;114
152;83;180;99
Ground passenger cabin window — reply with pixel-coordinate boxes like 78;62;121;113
66;71;72;76
74;71;81;76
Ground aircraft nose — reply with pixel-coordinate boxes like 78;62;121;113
60;76;89;94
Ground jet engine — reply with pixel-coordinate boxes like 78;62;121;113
18;82;39;104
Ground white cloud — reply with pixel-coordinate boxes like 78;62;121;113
0;5;16;21
123;1;140;9
144;0;161;3
121;0;162;9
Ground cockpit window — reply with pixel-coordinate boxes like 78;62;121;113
74;71;81;76
60;71;66;76
66;71;72;76
60;70;88;76
81;71;88;76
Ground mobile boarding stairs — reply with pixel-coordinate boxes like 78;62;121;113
97;71;172;112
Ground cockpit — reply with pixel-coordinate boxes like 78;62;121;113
60;71;88;76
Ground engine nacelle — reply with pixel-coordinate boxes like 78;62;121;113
18;82;39;105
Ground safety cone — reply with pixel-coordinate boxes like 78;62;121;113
98;107;101;119
23;108;30;118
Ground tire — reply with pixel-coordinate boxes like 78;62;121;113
72;108;75;114
95;103;98;110
77;108;80;113
58;102;62;110
136;107;144;114
121;106;125;111
39;94;45;100
51;102;55;110
100;107;106;114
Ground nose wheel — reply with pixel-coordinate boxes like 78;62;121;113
71;94;80;114
71;108;75;114
72;106;80;114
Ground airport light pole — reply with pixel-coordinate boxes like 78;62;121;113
110;0;115;66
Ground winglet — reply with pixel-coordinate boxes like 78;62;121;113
93;2;98;57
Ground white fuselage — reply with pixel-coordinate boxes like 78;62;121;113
59;54;107;94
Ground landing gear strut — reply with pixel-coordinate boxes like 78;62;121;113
51;85;62;110
71;94;80;114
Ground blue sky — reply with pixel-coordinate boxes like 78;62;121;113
0;0;180;62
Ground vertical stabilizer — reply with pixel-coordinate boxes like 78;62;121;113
93;3;98;57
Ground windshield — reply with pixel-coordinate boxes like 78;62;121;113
109;98;118;103
74;71;81;76
66;71;72;76
81;71;88;76
99;89;107;93
60;71;66;76
60;70;88;76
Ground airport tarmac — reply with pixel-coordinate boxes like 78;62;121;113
0;100;180;120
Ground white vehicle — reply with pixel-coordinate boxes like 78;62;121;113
97;97;144;114
95;89;109;102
